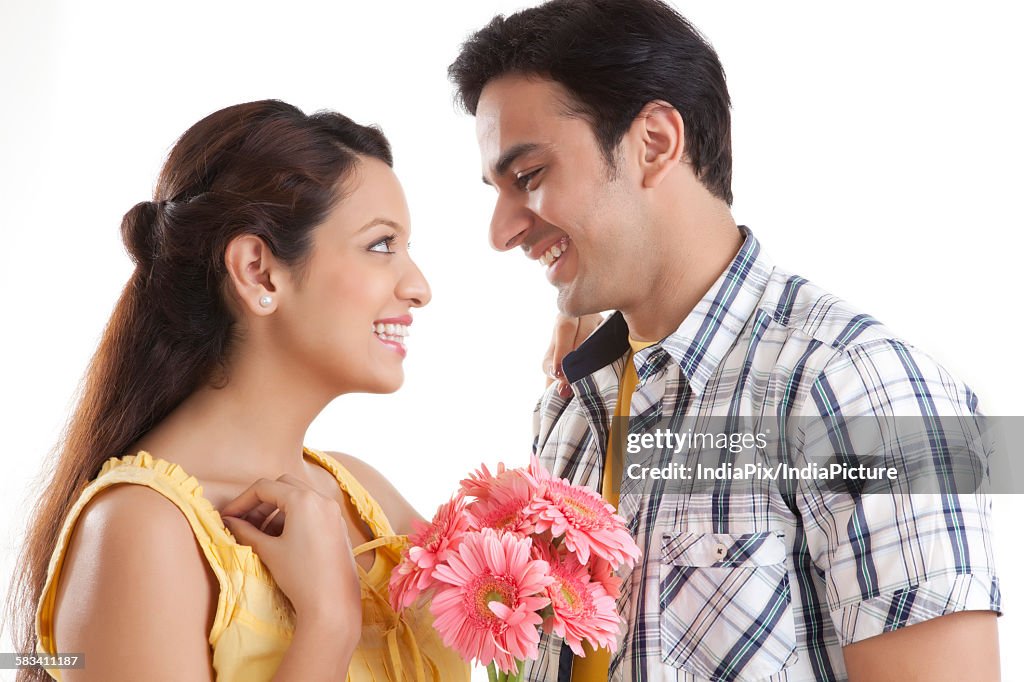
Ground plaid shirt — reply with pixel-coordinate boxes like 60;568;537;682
526;226;1001;682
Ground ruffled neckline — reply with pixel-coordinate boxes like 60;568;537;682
302;447;395;539
98;448;400;586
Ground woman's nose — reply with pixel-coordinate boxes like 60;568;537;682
399;258;431;308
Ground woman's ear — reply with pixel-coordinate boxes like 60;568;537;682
224;234;284;316
634;100;687;189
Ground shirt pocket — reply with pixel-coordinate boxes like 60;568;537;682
658;530;798;681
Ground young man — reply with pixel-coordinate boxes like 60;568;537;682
450;1;1001;681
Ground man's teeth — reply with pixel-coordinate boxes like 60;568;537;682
539;239;569;267
372;322;409;343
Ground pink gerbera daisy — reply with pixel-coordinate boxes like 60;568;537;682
389;495;469;611
588;555;624;600
389;554;422;612
526;453;554;484
465;468;538;537
430;528;553;673
534;544;621;656
407;495;469;569
527;476;641;568
459;461;512;499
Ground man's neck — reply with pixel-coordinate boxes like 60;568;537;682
622;199;742;342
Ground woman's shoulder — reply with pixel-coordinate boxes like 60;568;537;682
321;451;424;536
48;484;218;678
59;483;217;602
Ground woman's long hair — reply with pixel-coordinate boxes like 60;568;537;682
5;100;392;680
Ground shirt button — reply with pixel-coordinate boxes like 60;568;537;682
713;543;728;559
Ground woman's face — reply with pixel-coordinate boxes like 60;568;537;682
273;157;431;395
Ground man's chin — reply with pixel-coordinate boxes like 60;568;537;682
556;287;608;319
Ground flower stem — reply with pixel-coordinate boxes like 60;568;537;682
485;659;527;682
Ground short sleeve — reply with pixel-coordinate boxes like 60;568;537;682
791;338;1001;646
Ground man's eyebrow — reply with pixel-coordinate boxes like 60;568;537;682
357;218;406;234
482;142;547;185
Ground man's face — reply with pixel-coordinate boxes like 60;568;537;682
476;75;648;317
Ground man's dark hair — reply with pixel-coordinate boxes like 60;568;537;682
449;0;733;205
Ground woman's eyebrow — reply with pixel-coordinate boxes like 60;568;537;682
357;218;407;234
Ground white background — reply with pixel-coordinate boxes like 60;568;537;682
1;1;1021;679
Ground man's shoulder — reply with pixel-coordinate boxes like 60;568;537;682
756;266;981;415
757;265;902;354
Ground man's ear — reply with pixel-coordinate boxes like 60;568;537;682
634;100;687;189
224;234;285;316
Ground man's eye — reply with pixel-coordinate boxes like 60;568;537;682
515;168;542;191
369;235;397;253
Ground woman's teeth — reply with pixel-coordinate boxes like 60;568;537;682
372;322;409;344
539;238;569;267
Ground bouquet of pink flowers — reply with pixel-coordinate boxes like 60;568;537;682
389;456;642;682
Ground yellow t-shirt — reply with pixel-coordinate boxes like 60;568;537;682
572;337;657;681
36;448;469;682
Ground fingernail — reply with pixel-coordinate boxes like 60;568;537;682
558;383;572;398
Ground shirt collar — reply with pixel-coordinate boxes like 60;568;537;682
562;225;773;396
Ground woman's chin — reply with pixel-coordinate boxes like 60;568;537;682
364;371;405;395
326;368;405;396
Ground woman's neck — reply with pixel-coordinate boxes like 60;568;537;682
130;352;335;484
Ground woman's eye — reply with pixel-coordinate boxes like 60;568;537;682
369;235;397;254
515;168;542;191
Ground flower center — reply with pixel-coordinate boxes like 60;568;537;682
423;527;441;551
479;503;525;532
548;565;595;618
467;574;518;631
559;583;579;610
550;482;605;529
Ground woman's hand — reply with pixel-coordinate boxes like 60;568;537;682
220;475;361;633
543;312;604;397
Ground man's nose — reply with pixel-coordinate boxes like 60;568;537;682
489;192;531;252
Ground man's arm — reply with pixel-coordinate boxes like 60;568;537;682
793;338;1001;681
843;610;999;681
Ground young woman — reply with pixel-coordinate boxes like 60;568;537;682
7;100;468;681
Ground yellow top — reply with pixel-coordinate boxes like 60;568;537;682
36;448;470;682
572;337;657;682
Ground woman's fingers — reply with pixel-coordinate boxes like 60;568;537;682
219;471;360;624
240;501;280;532
223;474;326;532
221;515;264;552
542;344;558;386
547;312;605;398
543;314;579;396
550;314;580;379
575;313;602;346
222;473;325;537
217;470;360;624
220;477;304;519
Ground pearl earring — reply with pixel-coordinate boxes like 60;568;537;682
259;295;273;308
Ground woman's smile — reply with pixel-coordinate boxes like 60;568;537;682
372;315;412;357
